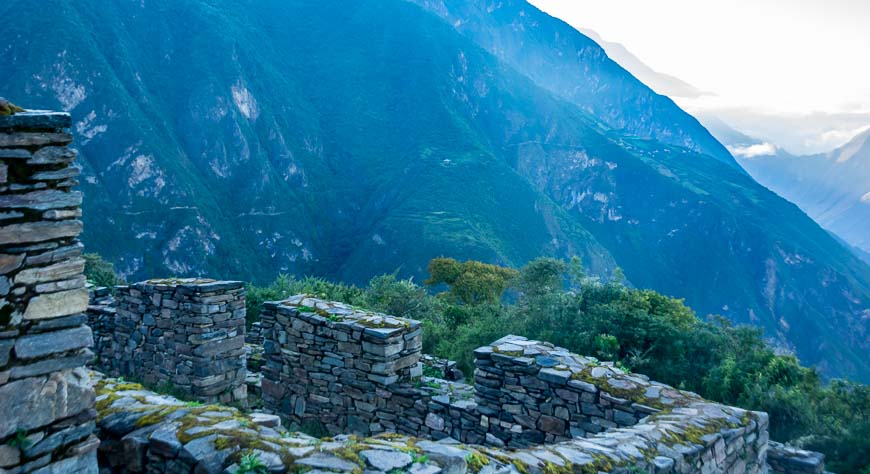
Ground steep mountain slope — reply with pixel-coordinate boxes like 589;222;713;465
1;0;869;381
406;0;740;170
738;131;870;254
704;116;870;258
577;28;709;99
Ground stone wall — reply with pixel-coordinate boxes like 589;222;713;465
0;111;98;473
767;442;825;474
90;279;247;405
260;295;770;473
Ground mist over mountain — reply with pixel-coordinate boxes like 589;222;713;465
1;0;869;382
733;127;870;259
577;28;710;100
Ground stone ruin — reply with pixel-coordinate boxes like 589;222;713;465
1;109;829;473
259;297;769;472
0;111;98;473
87;294;827;473
88;279;247;405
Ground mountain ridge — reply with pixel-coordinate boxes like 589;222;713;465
704;115;870;258
1;0;869;382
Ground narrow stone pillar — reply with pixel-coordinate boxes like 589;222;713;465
0;110;98;473
260;295;423;434
111;278;247;404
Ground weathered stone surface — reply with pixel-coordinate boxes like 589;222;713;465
0;338;13;367
24;421;95;458
87;279;247;404
14;325;92;359
0;368;94;438
14;257;84;285
0;111;71;130
10;350;93;379
0;132;73;148
296;454;359;471
31;166;81;181
0;220;82;245
0;253;24;274
22;288;89;320
361;449;413;471
0;444;20;468
30;451;97;474
767;441;825;473
0;110;97;474
0;189;82;211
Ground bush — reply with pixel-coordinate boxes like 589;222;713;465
83;253;124;288
245;256;868;472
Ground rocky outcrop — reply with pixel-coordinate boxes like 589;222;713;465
0;110;98;473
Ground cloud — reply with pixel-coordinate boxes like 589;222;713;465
861;192;870;204
689;106;870;155
728;142;778;158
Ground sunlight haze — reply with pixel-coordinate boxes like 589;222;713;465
529;0;870;154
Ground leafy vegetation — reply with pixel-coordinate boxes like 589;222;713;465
235;452;268;474
247;257;868;473
4;0;869;382
83;253;124;288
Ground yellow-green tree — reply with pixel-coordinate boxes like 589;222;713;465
425;257;518;305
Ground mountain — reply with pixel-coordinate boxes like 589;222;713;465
577;29;709;99
406;0;740;171
734;128;870;257
1;0;869;382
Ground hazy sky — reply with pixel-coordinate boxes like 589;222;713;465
529;0;870;154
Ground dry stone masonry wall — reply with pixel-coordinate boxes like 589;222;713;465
259;296;773;473
88;279;247;405
0;111;98;473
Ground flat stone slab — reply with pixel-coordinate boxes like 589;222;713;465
274;294;422;332
0;111;71;131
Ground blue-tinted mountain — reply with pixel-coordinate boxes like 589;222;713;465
1;0;869;382
407;0;740;170
736;129;870;257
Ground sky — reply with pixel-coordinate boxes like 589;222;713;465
528;0;870;155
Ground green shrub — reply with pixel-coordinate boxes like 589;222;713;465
83;253;124;288
244;256;868;472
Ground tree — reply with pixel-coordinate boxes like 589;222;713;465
425;257;518;305
83;253;123;288
517;258;566;297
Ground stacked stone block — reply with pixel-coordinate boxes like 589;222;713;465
85;286;115;367
106;278;247;404
473;336;770;472
473;335;679;446
260;295;426;434
0;110;98;473
767;442;825;473
262;298;773;472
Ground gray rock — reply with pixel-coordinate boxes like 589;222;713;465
0;189;82;211
0;368;94;438
0;444;21;468
0;112;71;131
24;421;95;458
360;449;412;471
10;350;93;379
14;326;93;360
28;145;77;165
296;453;360;472
0;220;82;246
0;339;13;367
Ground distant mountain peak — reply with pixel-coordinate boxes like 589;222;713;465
830;126;870;163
